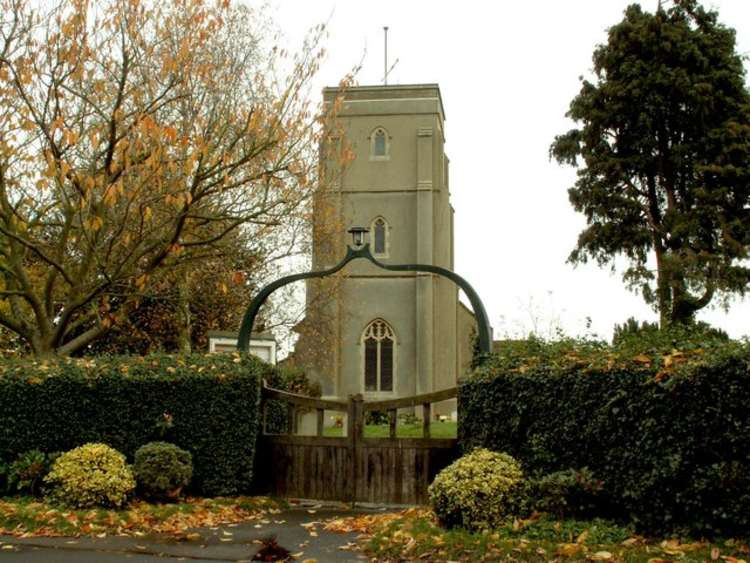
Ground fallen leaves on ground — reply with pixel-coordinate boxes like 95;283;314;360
556;542;583;557
660;538;704;556
324;507;424;534
0;496;279;538
320;509;750;563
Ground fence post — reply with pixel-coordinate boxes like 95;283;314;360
422;403;431;439
316;408;325;436
347;393;364;505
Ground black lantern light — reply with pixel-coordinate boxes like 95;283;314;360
347;226;369;248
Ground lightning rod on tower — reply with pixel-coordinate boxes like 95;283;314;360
382;26;399;85
384;26;388;85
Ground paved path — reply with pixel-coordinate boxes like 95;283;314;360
0;506;378;562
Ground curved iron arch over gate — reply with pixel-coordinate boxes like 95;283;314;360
237;241;492;356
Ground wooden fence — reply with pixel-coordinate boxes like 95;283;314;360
253;382;459;505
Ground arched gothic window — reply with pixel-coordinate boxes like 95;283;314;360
371;217;388;256
370;127;390;160
362;319;395;392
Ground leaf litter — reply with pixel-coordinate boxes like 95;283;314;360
0;496;280;539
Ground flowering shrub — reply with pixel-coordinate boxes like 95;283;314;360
428;448;524;530
44;443;135;508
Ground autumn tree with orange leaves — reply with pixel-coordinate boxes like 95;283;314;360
0;0;339;356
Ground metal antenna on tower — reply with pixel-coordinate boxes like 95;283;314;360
384;26;388;85
382;26;398;85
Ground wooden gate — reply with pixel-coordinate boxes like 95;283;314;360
253;382;459;505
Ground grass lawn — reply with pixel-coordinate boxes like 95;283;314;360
323;420;457;438
0;495;281;538
325;508;750;562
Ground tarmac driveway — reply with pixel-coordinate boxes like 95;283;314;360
0;505;378;562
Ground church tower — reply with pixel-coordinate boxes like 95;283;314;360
296;84;475;409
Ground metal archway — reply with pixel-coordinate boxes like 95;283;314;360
237;243;492;356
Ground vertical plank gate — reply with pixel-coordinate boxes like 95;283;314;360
253;382;459;505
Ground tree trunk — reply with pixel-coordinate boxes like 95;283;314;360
653;240;671;329
177;272;192;354
670;278;715;326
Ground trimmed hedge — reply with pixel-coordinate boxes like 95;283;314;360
459;339;750;536
0;353;270;496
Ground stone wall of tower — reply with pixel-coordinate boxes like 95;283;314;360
297;84;472;402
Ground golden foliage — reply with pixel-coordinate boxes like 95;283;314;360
44;444;135;509
0;0;342;356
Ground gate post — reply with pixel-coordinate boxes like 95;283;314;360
347;394;364;505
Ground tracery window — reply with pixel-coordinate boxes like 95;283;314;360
362;319;395;392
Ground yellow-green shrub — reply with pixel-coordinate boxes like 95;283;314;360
428;448;524;530
44;443;135;508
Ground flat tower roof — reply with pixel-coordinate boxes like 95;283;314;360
322;83;446;121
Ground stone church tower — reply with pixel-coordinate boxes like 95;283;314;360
296;84;475;411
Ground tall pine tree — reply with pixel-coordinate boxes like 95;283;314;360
551;0;750;326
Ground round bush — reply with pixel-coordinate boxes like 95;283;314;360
44;443;135;508
133;442;192;499
428;448;524;530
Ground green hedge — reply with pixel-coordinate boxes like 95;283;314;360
459;339;750;536
0;353;270;496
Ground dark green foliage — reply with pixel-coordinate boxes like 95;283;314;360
551;1;750;326
469;327;485;370
498;516;633;545
133;442;193;500
7;450;57;496
527;468;604;519
613;318;728;347
0;461;7;492
611;317;660;346
365;411;389;425
459;338;750;536
0;353;265;496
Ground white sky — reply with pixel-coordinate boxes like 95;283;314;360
260;0;750;341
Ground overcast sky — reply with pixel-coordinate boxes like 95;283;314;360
261;0;750;341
